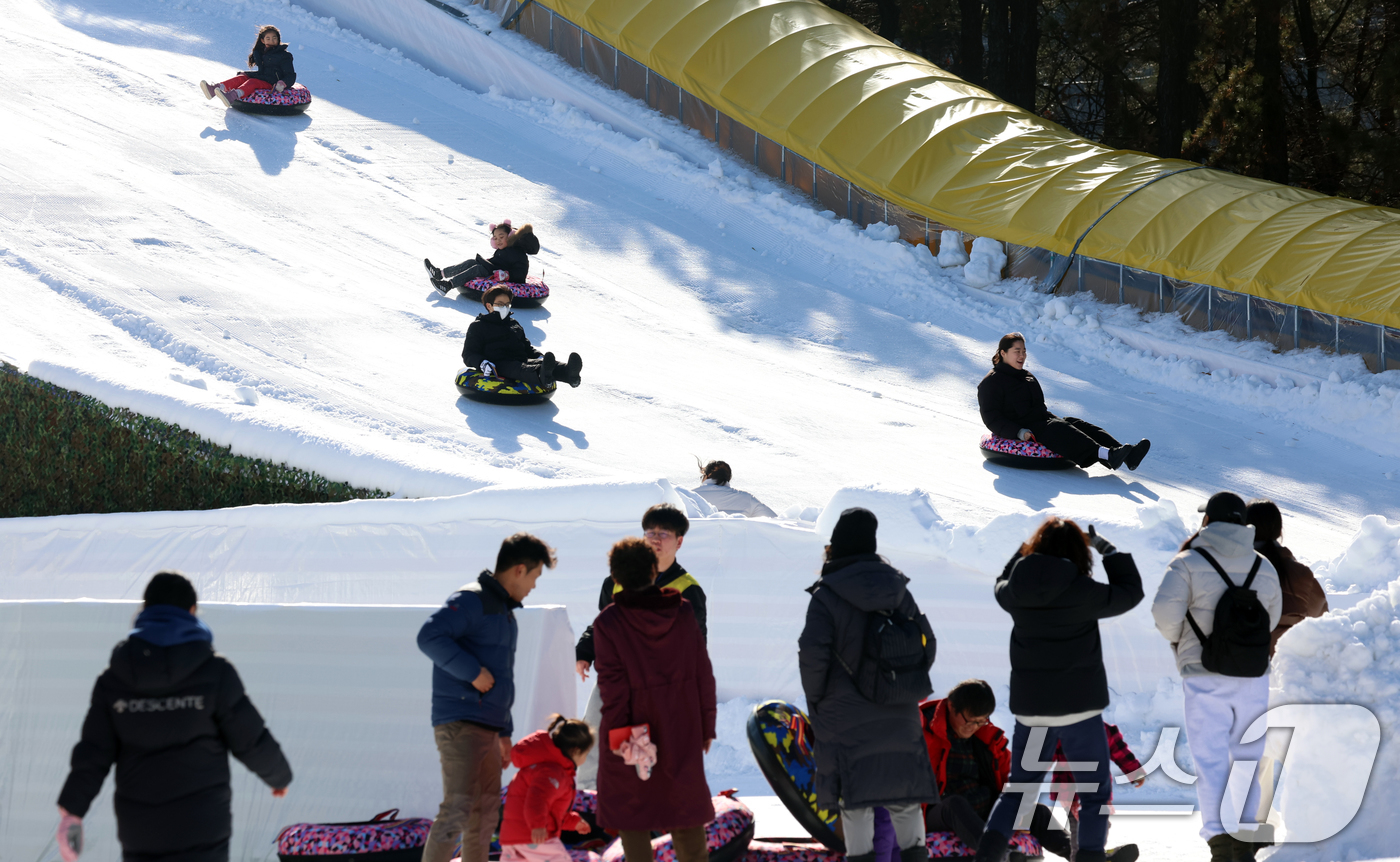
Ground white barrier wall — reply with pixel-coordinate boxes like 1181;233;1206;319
0;601;574;862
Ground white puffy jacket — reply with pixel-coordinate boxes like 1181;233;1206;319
1151;522;1283;677
691;480;777;518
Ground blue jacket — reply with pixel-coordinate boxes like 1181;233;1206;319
418;571;521;733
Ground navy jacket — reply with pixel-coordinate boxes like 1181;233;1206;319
58;606;291;856
418;572;521;733
248;44;296;87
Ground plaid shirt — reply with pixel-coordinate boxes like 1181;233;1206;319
1049;721;1143;811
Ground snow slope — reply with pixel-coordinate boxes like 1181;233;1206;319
4;0;1400;858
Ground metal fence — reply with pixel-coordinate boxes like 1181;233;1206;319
476;0;1400;373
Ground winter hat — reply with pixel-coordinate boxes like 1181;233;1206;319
144;571;197;609
1198;491;1247;525
489;219;512;234
829;507;878;558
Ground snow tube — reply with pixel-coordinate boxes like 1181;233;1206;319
276;809;430;862
459;276;550;309
228;84;313;116
455;366;556;404
598;794;754;862
741;841;844;862
745;700;844;852
926;831;1043;860
744;833;1042;862
978;434;1073;471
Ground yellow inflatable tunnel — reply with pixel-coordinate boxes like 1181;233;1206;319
495;0;1400;361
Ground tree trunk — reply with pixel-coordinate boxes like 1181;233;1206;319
986;0;1010;98
1102;0;1125;144
1008;0;1040;110
957;0;985;85
1156;0;1196;157
1256;0;1290;182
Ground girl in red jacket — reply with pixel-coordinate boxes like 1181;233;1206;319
500;715;594;862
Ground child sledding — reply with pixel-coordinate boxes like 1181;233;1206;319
456;286;582;403
427;220;549;307
199;25;312;115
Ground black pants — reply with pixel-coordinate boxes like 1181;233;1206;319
124;839;229;862
495;358;544;387
925;795;1070;859
443;257;495;289
1031;416;1120;469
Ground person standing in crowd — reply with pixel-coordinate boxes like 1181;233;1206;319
691;460;777;518
417;533;557;862
57;572;292;862
919;680;1077;859
593;537;716;862
1245;499;1328;655
798;507;939;862
574;504;706;789
977;332;1150;471
1152;493;1282;862
973;518;1143;862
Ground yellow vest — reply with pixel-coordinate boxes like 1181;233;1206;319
613;572;700;596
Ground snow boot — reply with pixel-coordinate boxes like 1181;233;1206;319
845;853;877;862
1105;445;1130;470
540;352;558;385
1207;834;1235;862
1124;439;1151;470
430;277;451;296
199;80;215;99
1105;845;1139;862
1076;852;1106;862
214;88;233;108
897;846;925;862
558;352;583;388
424;258;443;280
1036;826;1073;859
972;830;1010;862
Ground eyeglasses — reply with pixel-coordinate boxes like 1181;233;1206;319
643;530;676;541
958;711;991;728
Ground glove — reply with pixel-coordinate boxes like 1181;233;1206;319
493;270;510;282
1087;524;1117;556
480;360;496;378
57;810;82;862
1017;428;1034;442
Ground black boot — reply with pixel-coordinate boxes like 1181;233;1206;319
1207;834;1235;862
424;258;443;280
540;352;558;386
898;846;925;862
559;352;583;388
845;852;877;862
1035;826;1073;859
430;277;451;296
1105;845;1139;862
973;830;1010;862
1124;439;1151;470
1105;445;1129;470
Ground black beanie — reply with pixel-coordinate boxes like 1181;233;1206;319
144;572;198;609
829;507;878;558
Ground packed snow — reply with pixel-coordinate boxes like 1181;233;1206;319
3;0;1400;858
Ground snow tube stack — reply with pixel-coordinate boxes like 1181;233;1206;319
978;434;1073;470
455;366;556;404
459;276;550;309
229;84;313;116
598;794;755;862
276;809;430;862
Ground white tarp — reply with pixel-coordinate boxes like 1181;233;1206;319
0;600;574;862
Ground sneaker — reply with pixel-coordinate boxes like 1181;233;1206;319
199;80;215;99
562;352;583;388
214;88;232;108
430;277;451;296
1125;438;1151;470
424;258;443;280
540;352;558;386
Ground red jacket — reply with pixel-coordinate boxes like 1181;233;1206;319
594;586;716;832
499;731;586;845
918;698;1011;792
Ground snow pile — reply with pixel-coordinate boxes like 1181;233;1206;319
937;229;970;267
963;237;1008;288
1312;515;1400;592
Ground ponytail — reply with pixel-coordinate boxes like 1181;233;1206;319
992;332;1025;367
547;713;594;758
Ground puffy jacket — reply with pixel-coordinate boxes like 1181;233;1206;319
57;606;291;856
691;481;778;518
462;312;541;369
499;730;586;845
995;550;1143;716
248;44;296;87
918;698;1010;793
976;362;1055;439
1256;540;1328;656
418;572;521;732
575;562;706;664
798;554;939;810
481;224;539;283
1152;522;1283;677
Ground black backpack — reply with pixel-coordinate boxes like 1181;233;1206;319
831;599;934;705
1184;548;1272;677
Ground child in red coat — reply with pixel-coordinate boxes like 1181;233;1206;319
500;715;594;862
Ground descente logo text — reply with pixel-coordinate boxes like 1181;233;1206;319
113;696;205;713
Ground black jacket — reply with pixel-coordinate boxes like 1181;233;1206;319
575;562;707;664
977;361;1055;439
58;610;291;856
480;225;540;283
797;554;939;809
462;311;541;368
994;551;1143;716
247;44;296;87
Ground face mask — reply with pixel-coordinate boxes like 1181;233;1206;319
494;305;510;317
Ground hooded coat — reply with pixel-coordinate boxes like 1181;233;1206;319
499;730;587;845
57;606;292;857
480;224;539;284
247;43;296;87
461;311;542;369
1256;540;1328;655
976;362;1054;440
994;550;1143;716
1152;522;1283;676
797;554;939;810
574;562;707;665
593;586;716;831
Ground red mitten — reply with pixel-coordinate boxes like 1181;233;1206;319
493;270;510;282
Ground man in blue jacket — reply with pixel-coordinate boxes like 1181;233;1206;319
417;533;556;862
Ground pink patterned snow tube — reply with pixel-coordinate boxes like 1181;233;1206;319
979;433;1063;460
600;795;754;862
238;84;313;106
463;276;550;300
